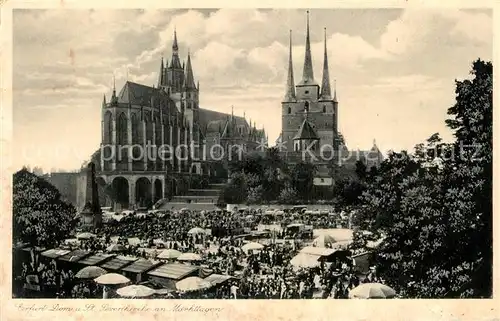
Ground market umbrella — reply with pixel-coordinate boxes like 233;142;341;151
312;234;336;248
241;242;264;252
290;253;320;269
176;277;212;292
76;232;97;240
348;283;396;299
187;227;206;235
116;284;155;298
177;253;202;261
94;273;131;285
106;244;126;253
76;266;107;279
157;249;182;260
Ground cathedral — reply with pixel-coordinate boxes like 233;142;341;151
278;12;383;185
94;30;267;210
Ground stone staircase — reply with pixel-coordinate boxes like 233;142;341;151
158;183;226;211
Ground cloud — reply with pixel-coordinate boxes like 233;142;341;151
380;9;492;56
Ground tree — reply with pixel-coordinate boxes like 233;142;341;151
361;59;493;298
289;162;316;202
247;185;264;205
440;59;493;297
13;169;77;248
355;160;367;180
222;172;247;204
279;185;298;204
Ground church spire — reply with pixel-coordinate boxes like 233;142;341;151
110;74;118;106
173;27;179;52
333;79;338;103
284;29;296;101
184;50;196;89
158;56;164;87
320;28;332;100
300;10;316;85
102;94;106;108
170;28;182;69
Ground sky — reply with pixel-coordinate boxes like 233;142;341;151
12;8;493;172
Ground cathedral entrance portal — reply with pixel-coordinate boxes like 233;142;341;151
135;177;152;209
111;177;129;210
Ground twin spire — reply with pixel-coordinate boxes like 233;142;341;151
284;10;334;102
300;10;316;86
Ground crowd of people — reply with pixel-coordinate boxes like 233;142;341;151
14;207;382;299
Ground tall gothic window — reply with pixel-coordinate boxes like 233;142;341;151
131;113;141;144
323;105;326;113
104;111;113;144
304;101;309;112
288;107;291;114
117;112;128;145
155;116;162;147
145;111;153;144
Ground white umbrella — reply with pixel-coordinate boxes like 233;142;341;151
177;253;202;261
76;266;107;279
176;277;212;292
290;253;320;269
312;234;336;248
76;232;97;240
116;284;155;298
187;227;206;235
106;244;126;253
157;249;182;260
241;242;264;252
349;283;396;299
94;273;130;285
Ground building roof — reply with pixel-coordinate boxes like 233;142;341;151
78;253;115;266
147;263;199;280
117;81;159;105
121;258;162;274
100;256;138;270
58;249;91;263
293;119;319;140
41;249;71;259
198;108;247;131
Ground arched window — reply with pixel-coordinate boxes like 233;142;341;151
287;107;291;114
131;113;141;144
155;116;162;147
304;101;309;112
323;105;326;113
104;111;113;144
145;111;153;144
117;112;128;145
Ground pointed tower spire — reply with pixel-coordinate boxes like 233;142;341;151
300;10;316;85
170;29;182;69
110;74;118;105
184;51;196;89
333;79;338;102
320;28;332;100
173;27;178;52
197;80;200;91
158;57;164;87
102;94;106;108
284;29;296;101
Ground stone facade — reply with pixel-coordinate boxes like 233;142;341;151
93;30;267;210
278;12;383;184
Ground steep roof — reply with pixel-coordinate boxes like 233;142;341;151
117;81;159;105
293;119;319;140
198;108;247;132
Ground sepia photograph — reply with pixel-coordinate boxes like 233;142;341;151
9;6;493;304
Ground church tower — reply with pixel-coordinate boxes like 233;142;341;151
281;11;338;154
